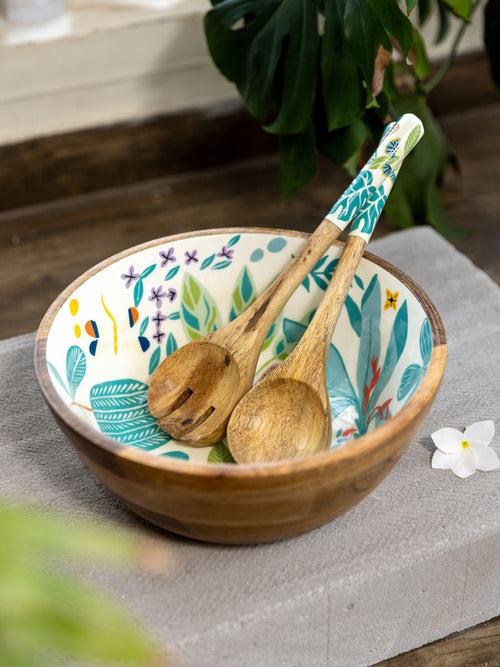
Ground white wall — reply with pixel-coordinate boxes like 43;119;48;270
0;0;484;145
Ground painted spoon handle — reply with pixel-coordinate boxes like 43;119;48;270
218;115;422;359
346;113;423;243
281;114;424;386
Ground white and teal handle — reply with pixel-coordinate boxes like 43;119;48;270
326;113;424;242
261;114;426;398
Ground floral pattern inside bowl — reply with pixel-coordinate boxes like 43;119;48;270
45;230;432;464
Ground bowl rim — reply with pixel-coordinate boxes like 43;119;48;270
35;226;447;479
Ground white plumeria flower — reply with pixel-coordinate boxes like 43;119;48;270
431;420;500;478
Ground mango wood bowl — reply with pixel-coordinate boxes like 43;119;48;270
35;228;446;544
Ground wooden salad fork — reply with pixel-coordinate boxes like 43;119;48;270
227;115;424;463
148;114;423;446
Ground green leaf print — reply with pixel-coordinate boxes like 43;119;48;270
229;266;256;321
133;280;144;307
180;273;222;340
356;275;381;410
66;346;86;400
207;442;235;464
404;124;422;156
397;363;423;400
148;347;161;375
140;264;156;279
367;300;408;415
420;318;432;366
90;379;170;450
166;333;178;356
47;361;70;398
165;265;180;281
329;170;377;222
261;322;276;352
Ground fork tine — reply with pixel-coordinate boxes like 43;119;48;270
184;404;233;445
158;392;215;441
148;385;193;419
164;387;194;414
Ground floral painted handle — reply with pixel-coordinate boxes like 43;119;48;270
326;113;424;242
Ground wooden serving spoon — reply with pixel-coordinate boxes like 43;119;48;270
148;114;421;446
227;115;424;463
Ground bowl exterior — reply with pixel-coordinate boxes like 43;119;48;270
50;372;440;544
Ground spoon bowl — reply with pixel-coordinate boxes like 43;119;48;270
227;378;330;463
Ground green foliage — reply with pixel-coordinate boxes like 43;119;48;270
383;93;466;238
205;0;498;238
442;0;473;19
0;504;159;666
205;0;319;134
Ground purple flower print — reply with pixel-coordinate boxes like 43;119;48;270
121;265;139;288
159;247;176;267
152;312;165;327
167;287;177;302
149;286;166;308
217;245;233;260
153;331;165;344
185;249;198;265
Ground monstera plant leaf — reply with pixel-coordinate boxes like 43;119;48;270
205;0;415;196
442;0;473;18
204;0;497;237
206;0;320;134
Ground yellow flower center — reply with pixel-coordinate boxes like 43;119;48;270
461;440;470;449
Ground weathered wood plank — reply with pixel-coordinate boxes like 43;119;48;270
379;616;500;666
0;53;497;213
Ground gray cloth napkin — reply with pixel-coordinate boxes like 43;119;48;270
1;228;499;667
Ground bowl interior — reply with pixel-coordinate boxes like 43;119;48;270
44;230;432;464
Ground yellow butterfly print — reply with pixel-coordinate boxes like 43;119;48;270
384;289;399;311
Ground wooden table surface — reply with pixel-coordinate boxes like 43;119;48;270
1;65;499;664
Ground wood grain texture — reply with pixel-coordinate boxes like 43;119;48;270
148;218;343;445
34;226;447;544
378;616;500;666
0;107;274;212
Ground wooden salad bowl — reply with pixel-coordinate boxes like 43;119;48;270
35;228;446;544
